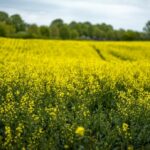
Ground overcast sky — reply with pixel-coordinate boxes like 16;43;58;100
0;0;150;31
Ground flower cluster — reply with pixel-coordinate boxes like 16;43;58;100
0;38;149;149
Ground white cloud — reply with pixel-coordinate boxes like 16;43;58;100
0;0;150;30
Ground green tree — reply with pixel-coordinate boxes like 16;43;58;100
0;22;15;37
0;11;9;23
70;29;79;39
114;29;125;41
69;22;83;37
143;21;150;39
144;21;150;33
0;22;6;36
123;30;140;41
10;14;25;32
92;26;105;40
51;19;64;28
39;26;50;38
27;24;40;38
49;19;65;39
81;22;92;38
59;24;70;39
49;26;60;39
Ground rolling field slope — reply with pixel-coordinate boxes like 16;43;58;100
0;38;150;150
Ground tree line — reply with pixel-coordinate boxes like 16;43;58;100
0;11;150;41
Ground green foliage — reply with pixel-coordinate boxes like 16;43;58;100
0;22;6;36
143;21;150;40
123;30;141;41
27;24;40;38
59;25;70;39
70;29;79;39
49;26;60;39
0;11;9;23
51;19;64;28
0;10;149;40
10;14;25;32
0;22;15;37
39;26;50;38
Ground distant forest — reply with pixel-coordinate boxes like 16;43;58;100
0;11;150;41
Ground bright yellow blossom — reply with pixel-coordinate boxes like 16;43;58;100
122;123;129;132
64;145;69;149
128;145;134;150
75;126;85;136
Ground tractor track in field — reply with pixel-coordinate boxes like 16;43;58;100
92;45;106;61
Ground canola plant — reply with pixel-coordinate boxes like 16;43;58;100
0;38;150;150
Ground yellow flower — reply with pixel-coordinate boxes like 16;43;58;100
4;126;12;146
16;123;24;138
122;123;129;132
22;147;26;150
64;145;69;149
75;126;85;136
128;145;134;150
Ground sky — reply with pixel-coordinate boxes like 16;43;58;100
0;0;150;31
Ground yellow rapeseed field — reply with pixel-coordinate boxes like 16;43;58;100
0;38;150;149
